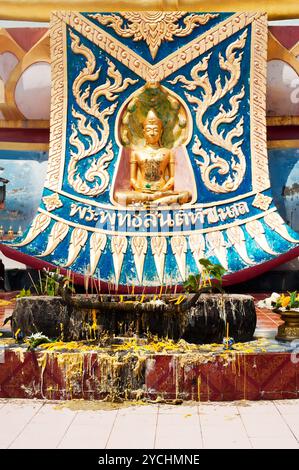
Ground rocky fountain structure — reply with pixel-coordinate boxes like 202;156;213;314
12;291;256;344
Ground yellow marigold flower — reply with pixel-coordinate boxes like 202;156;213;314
281;296;291;307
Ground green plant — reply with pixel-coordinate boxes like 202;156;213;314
183;274;201;293
274;291;299;310
199;258;226;282
16;288;31;298
183;258;226;293
28;268;76;297
289;291;299;309
25;332;54;350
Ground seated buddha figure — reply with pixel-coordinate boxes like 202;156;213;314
115;109;192;206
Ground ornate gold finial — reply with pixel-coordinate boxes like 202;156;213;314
143;109;162;129
89;12;219;59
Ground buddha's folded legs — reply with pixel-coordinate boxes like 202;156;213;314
115;190;191;206
115;190;161;205
154;191;191;205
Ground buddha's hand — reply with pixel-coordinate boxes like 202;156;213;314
130;178;141;191
152;191;164;199
161;178;175;192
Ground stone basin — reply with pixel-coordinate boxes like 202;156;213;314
11;293;256;344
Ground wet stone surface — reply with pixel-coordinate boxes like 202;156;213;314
11;293;256;344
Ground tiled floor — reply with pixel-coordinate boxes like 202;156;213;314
0;399;299;449
252;293;282;331
255;306;282;331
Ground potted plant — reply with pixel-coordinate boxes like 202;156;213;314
273;291;299;342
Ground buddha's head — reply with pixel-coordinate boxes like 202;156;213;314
143;109;163;145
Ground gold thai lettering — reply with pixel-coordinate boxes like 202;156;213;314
174;210;190;227
68;200;250;230
205;207;219;224
158;212;175;228
187;209;205;225
143;212;159;228
98;210;116;226
131;214;143;229
70;203;98;222
117;213;131;228
217;202;249;222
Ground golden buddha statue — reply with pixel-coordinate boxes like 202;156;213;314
115;109;192;206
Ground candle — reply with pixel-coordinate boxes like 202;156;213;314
159;284;163;297
226;322;229;349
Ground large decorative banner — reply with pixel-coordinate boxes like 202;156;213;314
2;11;299;288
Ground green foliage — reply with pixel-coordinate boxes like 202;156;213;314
43;271;62;296
198;258;226;282
183;274;201;293
16;288;31;298
25;332;54;350
289;291;299;309
183;258;226;294
274;291;299;310
29;268;76;297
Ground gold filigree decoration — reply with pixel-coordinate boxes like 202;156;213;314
68;109;114;196
250;16;269;193
170;30;248;194
170;236;187;281
37;221;69;257
120;83;189;148
47;12;267;196
90;232;107;275
264;212;299;243
46;13;66;191
11;213;51;247
68;31;138;197
245;219;277;255
42;193;63;212
89;12;219;59
151;236;167;283
189;234;205;273
132;236;148;284
205;231;228;270
64;228;88;267
111;235;128;285
252;193;272;211
226;226;254;265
